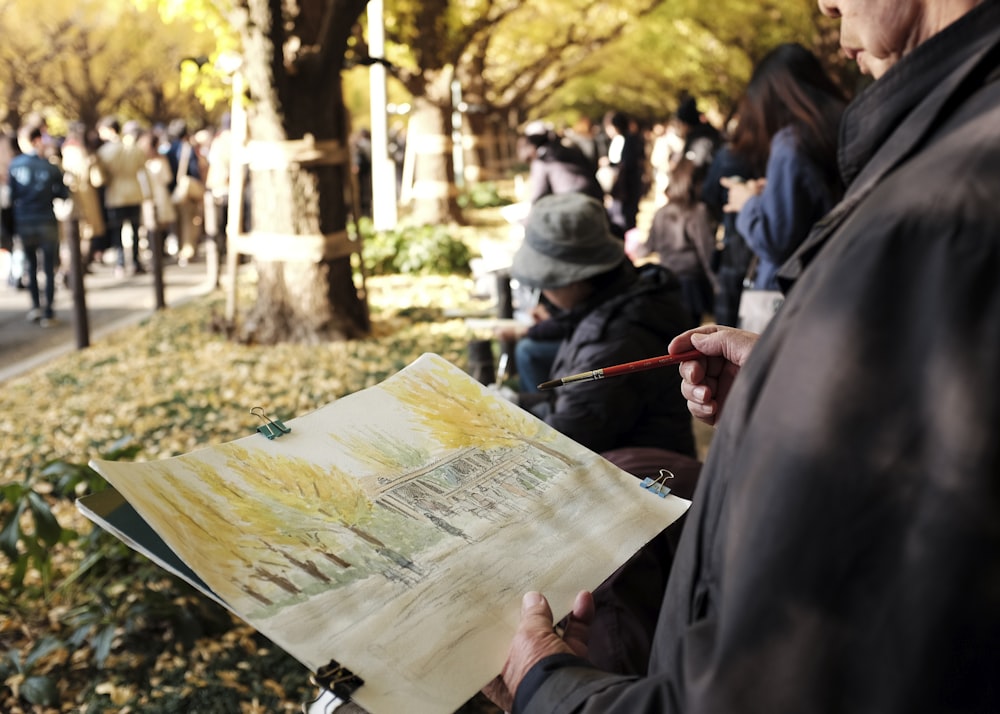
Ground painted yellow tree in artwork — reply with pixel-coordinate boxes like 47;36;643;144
117;444;379;609
381;355;572;461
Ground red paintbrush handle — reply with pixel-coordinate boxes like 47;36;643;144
600;350;703;378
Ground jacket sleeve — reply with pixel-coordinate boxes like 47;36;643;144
51;165;69;200
543;323;660;453
687;204;719;291
735;128;829;284
528;159;552;204
518;662;682;714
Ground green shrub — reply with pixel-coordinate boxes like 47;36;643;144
457;181;512;209
354;219;473;276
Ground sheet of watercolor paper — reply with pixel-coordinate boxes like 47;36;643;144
85;353;689;714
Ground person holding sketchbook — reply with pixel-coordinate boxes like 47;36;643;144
505;191;696;459
499;191;700;677
485;0;1000;711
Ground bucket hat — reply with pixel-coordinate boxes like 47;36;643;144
511;193;624;289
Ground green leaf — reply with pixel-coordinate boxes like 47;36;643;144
9;552;29;588
23;636;65;670
0;500;26;559
41;460;101;496
1;482;26;504
27;491;62;547
7;650;23;675
20;675;59;706
102;437;142;462
92;624;116;667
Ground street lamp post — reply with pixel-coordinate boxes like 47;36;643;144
215;51;247;326
367;0;397;231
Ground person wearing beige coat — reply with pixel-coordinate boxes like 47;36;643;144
59;124;106;269
96;118;149;275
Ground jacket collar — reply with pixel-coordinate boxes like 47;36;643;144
839;0;1000;188
777;0;1000;288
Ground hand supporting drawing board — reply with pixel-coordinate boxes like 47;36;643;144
78;353;689;714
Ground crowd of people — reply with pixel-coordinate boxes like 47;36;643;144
501;39;847;431
1;113;234;327
516;45;847;336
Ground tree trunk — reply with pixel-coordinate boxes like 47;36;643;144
404;71;462;226
237;0;369;344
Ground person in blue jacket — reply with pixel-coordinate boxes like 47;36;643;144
7;124;68;326
722;43;847;290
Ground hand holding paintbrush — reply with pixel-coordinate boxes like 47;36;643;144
537;349;702;390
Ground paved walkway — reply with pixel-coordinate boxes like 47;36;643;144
0;252;220;383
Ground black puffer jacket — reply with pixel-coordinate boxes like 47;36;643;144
526;261;696;456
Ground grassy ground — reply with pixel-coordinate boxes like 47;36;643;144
0;264;508;712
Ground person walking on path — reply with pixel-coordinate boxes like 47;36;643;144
97;117;150;276
7;124;68;327
601;111;645;238
164;119;204;266
60;122;107;278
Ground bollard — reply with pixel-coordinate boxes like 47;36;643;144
65;218;90;349
467;339;495;385
495;270;513;319
149;228;166;310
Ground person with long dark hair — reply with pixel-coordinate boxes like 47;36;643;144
722;42;847;290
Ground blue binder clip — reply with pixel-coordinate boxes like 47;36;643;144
251;407;291;440
640;469;674;498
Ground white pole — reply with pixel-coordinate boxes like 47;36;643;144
368;0;397;230
225;69;247;324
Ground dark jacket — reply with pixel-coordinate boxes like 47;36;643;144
735;126;839;289
8;151;67;228
640;202;718;287
701;145;759;326
518;3;1000;712
164;139;201;193
528;139;604;204
524;262;696;456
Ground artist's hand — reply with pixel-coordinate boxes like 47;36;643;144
530;303;551;323
721;176;765;213
482;591;594;712
669;326;758;426
496;323;529;342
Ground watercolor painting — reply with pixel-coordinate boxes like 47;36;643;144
85;353;689;714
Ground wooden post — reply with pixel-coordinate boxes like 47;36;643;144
64;218;90;348
150;227;165;310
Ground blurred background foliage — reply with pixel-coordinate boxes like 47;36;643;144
0;0;853;135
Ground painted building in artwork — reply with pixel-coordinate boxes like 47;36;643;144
373;443;564;530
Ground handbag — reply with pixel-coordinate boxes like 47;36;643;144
171;142;205;204
0;185;12;253
737;256;784;333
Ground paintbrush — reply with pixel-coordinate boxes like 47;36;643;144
537;349;702;390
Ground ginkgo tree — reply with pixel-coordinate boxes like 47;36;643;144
0;0;218;131
356;0;846;224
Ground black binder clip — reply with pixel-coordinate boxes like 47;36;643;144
251;407;291;440
313;659;364;701
640;468;674;498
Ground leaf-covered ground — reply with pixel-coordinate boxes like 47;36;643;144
0;267;507;713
